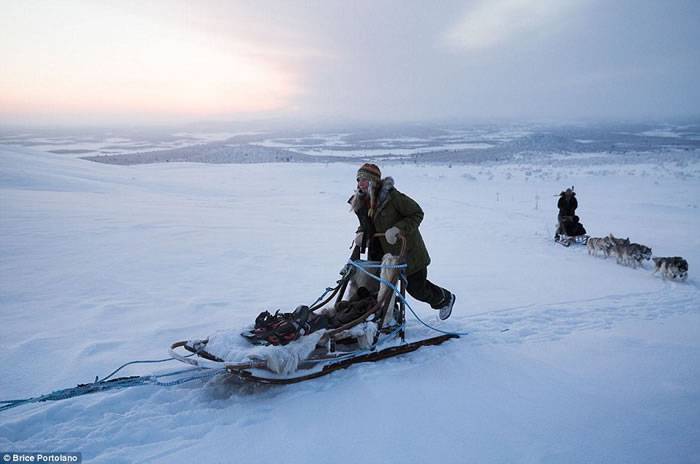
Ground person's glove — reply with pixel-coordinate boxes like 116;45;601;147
354;232;364;247
385;226;401;245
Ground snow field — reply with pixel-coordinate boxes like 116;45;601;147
1;145;699;463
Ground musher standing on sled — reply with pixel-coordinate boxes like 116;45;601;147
349;163;456;320
555;187;578;240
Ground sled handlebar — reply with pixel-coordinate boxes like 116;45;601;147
351;232;407;260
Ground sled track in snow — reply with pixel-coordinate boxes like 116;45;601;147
457;284;699;346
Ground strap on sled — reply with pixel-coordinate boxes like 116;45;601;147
323;233;407;342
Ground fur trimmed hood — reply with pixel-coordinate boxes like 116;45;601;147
349;176;395;214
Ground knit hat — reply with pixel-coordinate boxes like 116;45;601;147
357;163;381;183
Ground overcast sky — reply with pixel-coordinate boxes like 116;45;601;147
1;0;699;126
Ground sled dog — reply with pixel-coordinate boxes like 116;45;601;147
607;234;630;251
617;243;651;269
607;234;630;262
587;237;613;257
630;243;652;262
616;242;652;268
652;257;688;281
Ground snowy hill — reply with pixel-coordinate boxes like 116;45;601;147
1;142;699;463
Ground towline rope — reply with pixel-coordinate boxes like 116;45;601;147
0;358;227;413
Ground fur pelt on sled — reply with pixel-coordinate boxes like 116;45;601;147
204;329;326;375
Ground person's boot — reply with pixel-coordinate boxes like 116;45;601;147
438;292;456;320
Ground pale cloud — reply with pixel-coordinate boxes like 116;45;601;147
1;0;698;125
0;1;304;123
443;0;584;52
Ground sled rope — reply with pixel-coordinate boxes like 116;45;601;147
307;284;339;309
348;260;469;336
98;356;190;383
0;358;227;413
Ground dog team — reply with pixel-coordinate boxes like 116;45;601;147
556;187;688;282
586;234;652;269
585;231;688;282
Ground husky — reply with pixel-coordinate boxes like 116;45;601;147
614;243;649;268
616;243;652;268
615;243;633;267
607;234;630;250
652;257;688;281
587;237;614;257
607;234;630;261
630;243;652;262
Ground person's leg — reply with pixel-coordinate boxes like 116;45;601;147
406;268;451;309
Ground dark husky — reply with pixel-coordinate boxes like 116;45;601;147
652;257;688;281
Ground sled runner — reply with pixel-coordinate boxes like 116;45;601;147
555;233;589;247
169;235;458;384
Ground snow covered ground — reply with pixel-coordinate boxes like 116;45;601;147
1;142;699;463
0;130;253;158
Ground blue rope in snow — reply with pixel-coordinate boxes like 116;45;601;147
348;260;469;337
149;368;226;387
0;358;226;413
307;261;409;309
98;356;192;383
